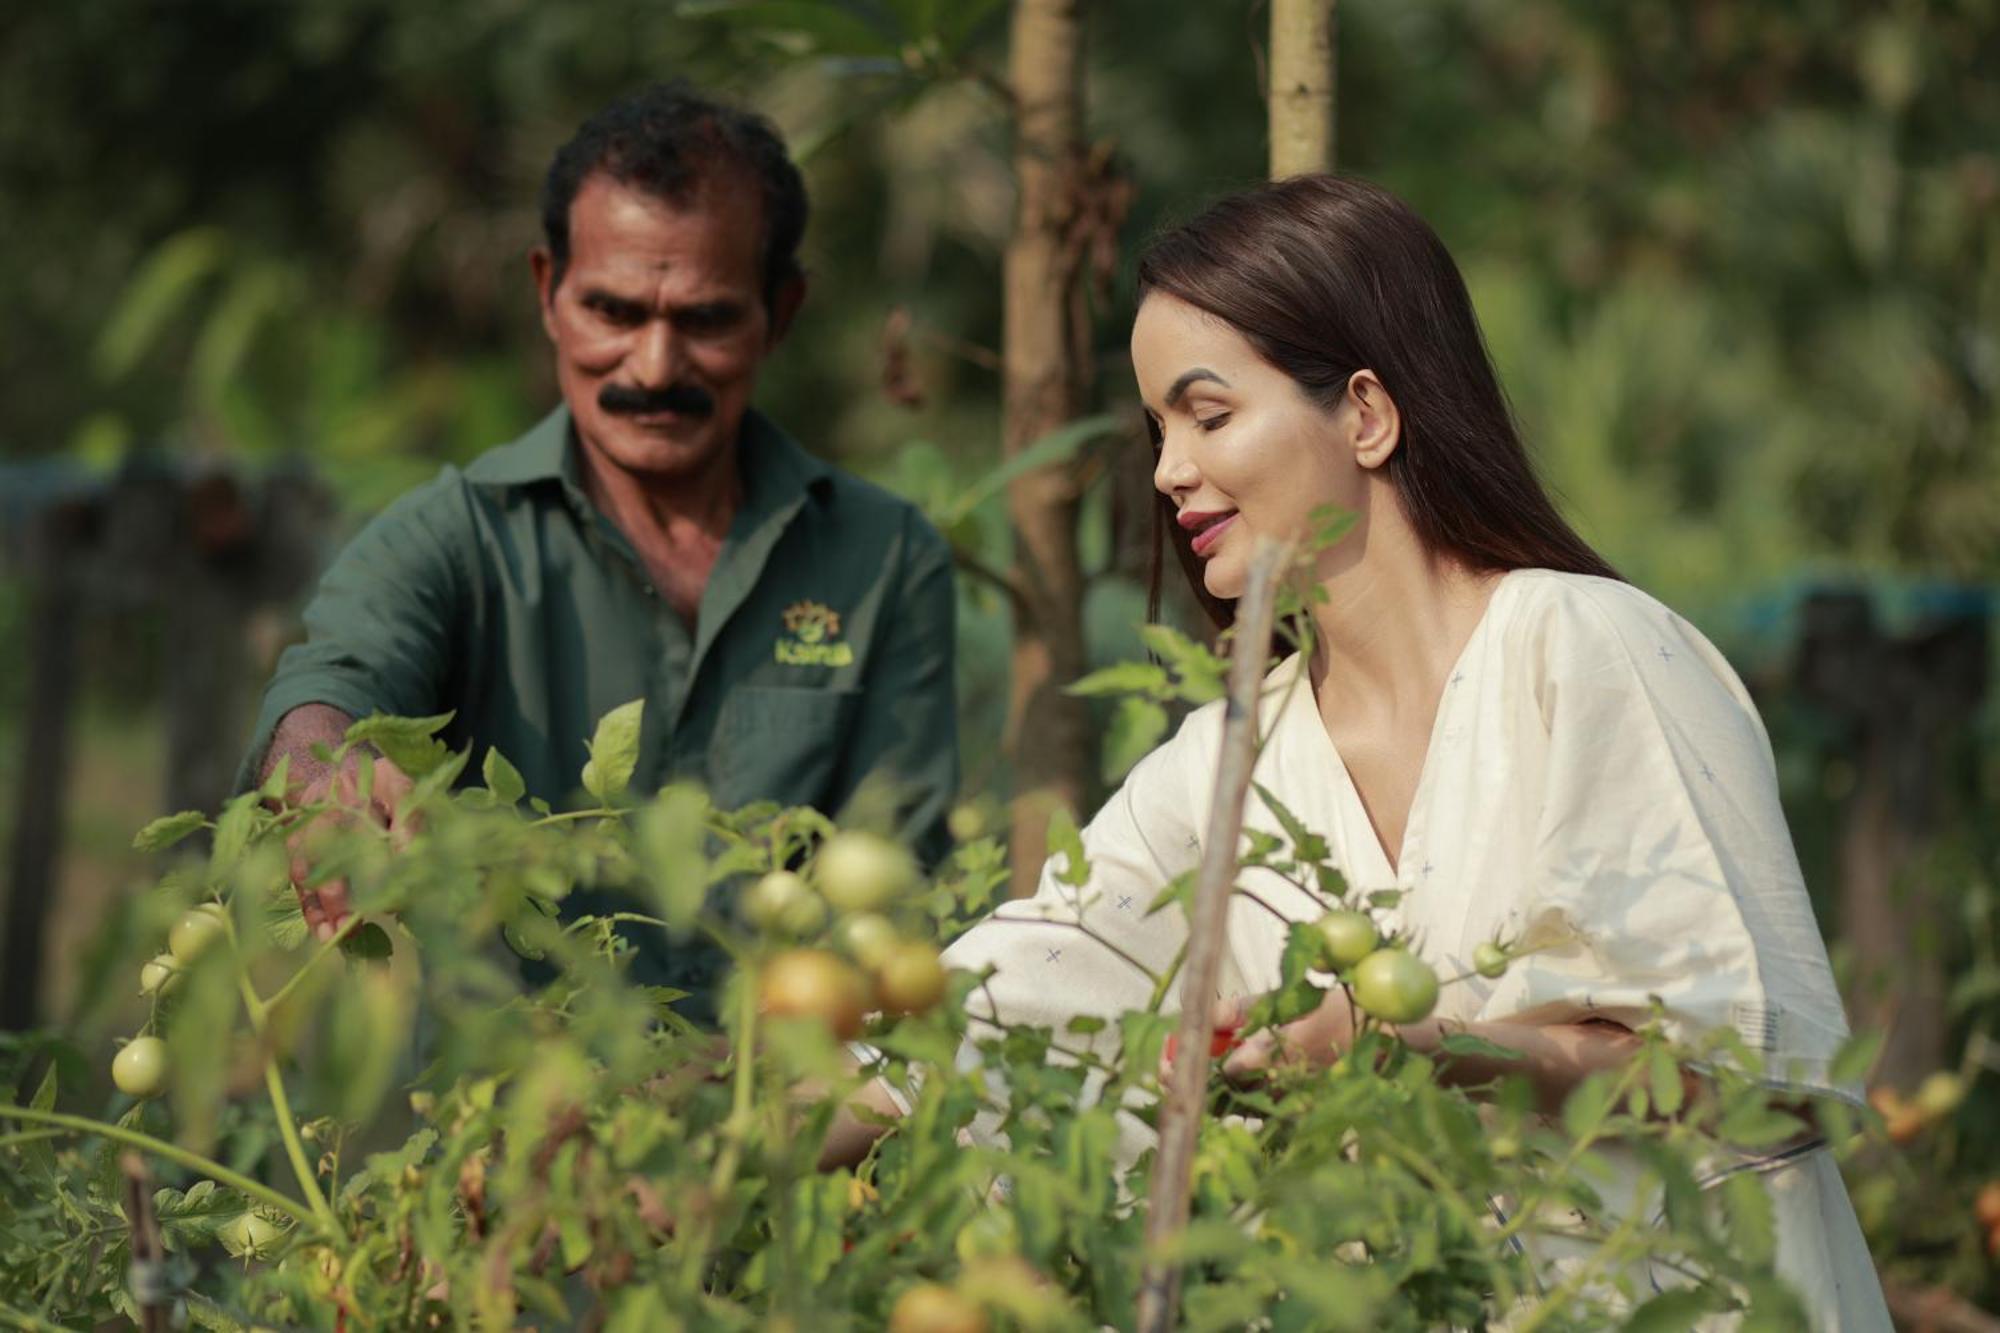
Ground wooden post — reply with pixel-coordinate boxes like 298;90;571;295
2;504;87;1031
1269;0;1338;176
121;1151;169;1333
1003;0;1093;897
1136;540;1289;1333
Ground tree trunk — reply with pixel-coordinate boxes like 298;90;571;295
1003;0;1092;896
1269;0;1337;176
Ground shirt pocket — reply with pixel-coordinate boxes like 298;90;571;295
707;685;861;810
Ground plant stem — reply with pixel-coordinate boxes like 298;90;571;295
0;1297;70;1333
257;915;363;1019
263;1059;335;1228
235;970;335;1229
0;1107;313;1227
529;807;619;827
1510;1209;1647;1333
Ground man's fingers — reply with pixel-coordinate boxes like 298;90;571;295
370;756;423;851
317;878;351;937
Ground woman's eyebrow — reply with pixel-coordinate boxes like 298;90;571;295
1165;368;1230;407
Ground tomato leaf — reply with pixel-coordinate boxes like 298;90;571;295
1438;1031;1526;1062
1139;624;1226;703
338;922;393;962
134;811;208;853
1065;661;1171;699
1045;806;1089;888
345;711;457;779
1101;697;1169;783
482;747;526;806
580;699;645;801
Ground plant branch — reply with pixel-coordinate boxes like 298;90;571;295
0;1106;314;1227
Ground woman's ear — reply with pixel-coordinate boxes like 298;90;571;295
1344;369;1401;471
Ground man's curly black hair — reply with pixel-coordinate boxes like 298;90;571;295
539;81;808;307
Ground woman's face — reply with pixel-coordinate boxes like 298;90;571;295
1132;292;1366;600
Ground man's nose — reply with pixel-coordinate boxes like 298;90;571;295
627;319;681;387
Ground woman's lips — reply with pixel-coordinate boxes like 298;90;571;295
1188;511;1238;556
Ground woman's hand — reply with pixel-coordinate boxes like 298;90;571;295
1158;991;1365;1085
1219;989;1362;1082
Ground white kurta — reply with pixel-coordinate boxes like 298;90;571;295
921;569;1888;1329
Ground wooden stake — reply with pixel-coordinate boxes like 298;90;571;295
120;1150;169;1333
1135;539;1290;1333
1269;0;1338;177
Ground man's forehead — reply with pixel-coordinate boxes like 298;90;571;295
567;173;763;283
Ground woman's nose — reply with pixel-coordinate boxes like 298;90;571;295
1153;442;1199;498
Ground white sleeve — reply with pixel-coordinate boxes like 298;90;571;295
1473;582;1856;1099
856;704;1214;1117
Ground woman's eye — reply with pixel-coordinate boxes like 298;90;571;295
1196;413;1231;432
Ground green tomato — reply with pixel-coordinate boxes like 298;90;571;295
814;832;917;914
139;953;181;996
744;871;825;936
946;804;985;842
1472;942;1510;980
112;1036;169;1099
954;1209;1019;1263
835;912;901;969
1915;1071;1966;1119
1351;948;1440;1025
1312;910;1377;971
220;1211;285;1259
167;903;228;963
888;1283;987;1333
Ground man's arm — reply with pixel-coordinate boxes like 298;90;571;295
240;474;471;936
831;514;959;864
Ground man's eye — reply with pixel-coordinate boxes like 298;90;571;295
1196;413;1231;432
678;307;743;335
586;299;645;327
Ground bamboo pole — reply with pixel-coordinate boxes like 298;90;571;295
1135;539;1290;1333
1268;0;1337;177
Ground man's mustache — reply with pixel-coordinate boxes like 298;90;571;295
598;382;715;419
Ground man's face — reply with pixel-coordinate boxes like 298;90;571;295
532;172;802;483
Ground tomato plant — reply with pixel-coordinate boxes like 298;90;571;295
0;699;1881;1330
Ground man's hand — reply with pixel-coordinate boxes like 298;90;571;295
287;752;417;941
261;704;419;942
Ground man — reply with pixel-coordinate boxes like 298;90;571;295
238;83;957;1012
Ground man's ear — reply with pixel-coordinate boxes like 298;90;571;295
765;273;808;347
530;246;560;342
1346;369;1402;471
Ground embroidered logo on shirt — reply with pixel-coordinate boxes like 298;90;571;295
775;600;854;667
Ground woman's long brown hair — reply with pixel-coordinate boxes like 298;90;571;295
1138;175;1619;629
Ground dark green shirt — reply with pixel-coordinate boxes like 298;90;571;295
238;406;958;1006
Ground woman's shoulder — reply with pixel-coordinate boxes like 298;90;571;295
1497;568;1758;715
1501;569;1708;660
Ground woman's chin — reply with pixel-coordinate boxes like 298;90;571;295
1201;560;1245;603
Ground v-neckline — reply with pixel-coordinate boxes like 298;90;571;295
1293;572;1515;881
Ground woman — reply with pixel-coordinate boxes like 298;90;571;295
832;175;1888;1328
